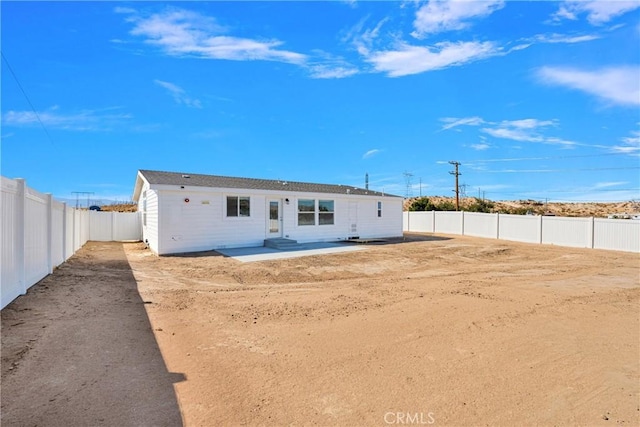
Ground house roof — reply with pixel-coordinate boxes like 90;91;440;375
136;169;400;198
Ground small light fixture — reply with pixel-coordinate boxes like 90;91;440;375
285;198;290;204
184;198;190;203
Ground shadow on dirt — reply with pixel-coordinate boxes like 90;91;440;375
1;242;185;426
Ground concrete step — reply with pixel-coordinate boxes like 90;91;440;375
264;238;300;250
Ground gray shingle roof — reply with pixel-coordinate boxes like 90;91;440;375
139;170;399;197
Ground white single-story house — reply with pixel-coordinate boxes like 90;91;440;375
132;169;403;255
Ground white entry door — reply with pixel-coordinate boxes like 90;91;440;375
267;199;283;237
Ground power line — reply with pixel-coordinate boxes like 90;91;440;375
482;166;639;173
456;152;634;164
1;51;54;145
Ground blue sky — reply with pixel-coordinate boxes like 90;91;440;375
1;1;639;204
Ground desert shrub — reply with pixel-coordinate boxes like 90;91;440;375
465;198;495;213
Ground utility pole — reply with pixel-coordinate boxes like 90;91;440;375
448;161;461;210
72;191;94;209
365;173;369;190
403;171;414;198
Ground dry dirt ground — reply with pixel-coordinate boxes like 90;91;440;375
2;235;639;426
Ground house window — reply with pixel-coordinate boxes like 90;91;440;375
298;199;315;225
377;201;382;218
227;196;250;217
319;200;334;225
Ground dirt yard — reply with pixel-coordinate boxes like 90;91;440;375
2;235;639;426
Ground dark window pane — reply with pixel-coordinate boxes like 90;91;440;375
319;200;334;212
239;197;250;217
298;199;315;212
319;213;334;225
298;212;315;225
227;196;238;217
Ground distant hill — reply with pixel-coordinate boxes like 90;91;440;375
404;196;640;218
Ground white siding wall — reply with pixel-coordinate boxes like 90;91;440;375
141;182;159;254
157;189;266;254
149;185;403;255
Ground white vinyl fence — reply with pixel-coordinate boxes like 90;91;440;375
403;211;639;253
1;177;141;309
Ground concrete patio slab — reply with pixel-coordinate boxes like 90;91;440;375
216;242;366;262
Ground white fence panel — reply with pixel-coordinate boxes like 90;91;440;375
404;211;434;233
463;212;497;238
113;212;141;241
593;219;640;252
542;217;592;248
2;176;141;310
435;211;463;234
498;214;540;244
24;187;50;288
64;207;74;260
1;177;22;309
51;202;65;267
89;211;113;241
89;211;141;241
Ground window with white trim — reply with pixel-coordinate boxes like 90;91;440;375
227;196;250;217
319;200;334;225
298;199;315;225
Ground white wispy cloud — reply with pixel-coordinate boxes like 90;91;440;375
366;41;499;77
154;79;202;108
307;51;359;79
2;106;132;131
470;143;490;151
537;66;640;106
593;181;629;189
552;1;640;25
480;119;577;146
441;116;583;148
121;8;306;64
412;0;505;37
610;128;640;154
440;116;486;131
533;33;601;44
363;149;382;159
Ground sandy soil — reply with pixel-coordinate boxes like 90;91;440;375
2;235;639;426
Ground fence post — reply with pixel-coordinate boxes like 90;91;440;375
112;211;116;241
538;215;543;244
589;217;595;249
15;178;26;295
62;203;68;261
461;211;465;235
46;193;53;274
496;213;500;240
432;210;436;233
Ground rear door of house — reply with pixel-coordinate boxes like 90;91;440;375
267;199;283;238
